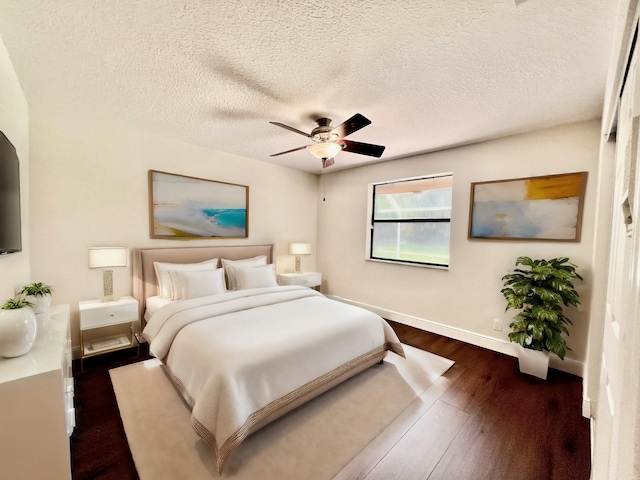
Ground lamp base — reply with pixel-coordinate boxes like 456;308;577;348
101;270;118;302
100;295;119;303
295;256;302;274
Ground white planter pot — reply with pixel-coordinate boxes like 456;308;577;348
515;344;550;380
0;307;37;358
24;294;51;314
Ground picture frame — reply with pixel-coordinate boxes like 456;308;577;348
468;171;587;241
148;170;248;239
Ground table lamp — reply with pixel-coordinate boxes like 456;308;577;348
89;247;128;302
288;242;312;273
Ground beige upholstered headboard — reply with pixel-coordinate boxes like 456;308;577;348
132;244;274;327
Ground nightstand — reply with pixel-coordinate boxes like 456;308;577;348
278;272;322;290
79;296;139;368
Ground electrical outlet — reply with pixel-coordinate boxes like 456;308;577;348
493;318;503;331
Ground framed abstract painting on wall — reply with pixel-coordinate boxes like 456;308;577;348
148;170;248;239
468;171;587;241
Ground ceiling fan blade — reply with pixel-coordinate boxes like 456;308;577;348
269;122;312;138
322;158;335;168
331;113;371;139
269;145;309;157
341;140;385;158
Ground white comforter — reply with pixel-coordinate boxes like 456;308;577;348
143;285;404;473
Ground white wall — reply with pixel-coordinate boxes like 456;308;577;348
318;120;602;371
0;34;29;300
28;110;319;347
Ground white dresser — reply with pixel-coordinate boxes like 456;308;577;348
0;304;74;480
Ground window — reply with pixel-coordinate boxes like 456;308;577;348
367;173;452;268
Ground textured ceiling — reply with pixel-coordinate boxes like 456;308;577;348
0;0;618;174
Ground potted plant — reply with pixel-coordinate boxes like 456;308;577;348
19;282;54;314
0;298;37;358
501;256;582;379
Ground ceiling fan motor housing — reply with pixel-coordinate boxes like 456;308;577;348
311;118;339;142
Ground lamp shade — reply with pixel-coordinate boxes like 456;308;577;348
289;242;312;255
309;142;342;159
89;247;128;268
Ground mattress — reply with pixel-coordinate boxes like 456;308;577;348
144;295;174;323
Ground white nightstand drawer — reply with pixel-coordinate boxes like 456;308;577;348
278;272;322;288
80;299;138;330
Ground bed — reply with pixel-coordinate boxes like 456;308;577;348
132;244;404;473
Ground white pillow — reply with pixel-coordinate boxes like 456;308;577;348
154;258;218;299
229;264;278;290
221;255;267;290
172;268;227;300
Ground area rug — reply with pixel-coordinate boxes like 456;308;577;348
110;344;454;479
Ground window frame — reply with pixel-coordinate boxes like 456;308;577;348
366;172;453;269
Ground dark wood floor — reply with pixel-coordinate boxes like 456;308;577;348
377;321;590;480
70;322;590;480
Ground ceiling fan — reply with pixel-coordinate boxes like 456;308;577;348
269;113;385;168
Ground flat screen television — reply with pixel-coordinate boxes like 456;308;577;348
0;131;22;255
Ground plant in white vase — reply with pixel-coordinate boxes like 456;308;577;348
501;256;582;379
19;282;53;314
0;298;37;358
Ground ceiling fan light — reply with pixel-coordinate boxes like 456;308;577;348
309;142;342;159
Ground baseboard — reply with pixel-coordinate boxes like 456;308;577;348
582;397;593;418
329;295;584;378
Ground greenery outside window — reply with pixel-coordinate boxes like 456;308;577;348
368;173;452;267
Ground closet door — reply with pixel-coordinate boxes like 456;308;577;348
593;25;640;480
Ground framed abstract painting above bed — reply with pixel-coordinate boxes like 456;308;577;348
148;170;249;239
468;171;588;242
